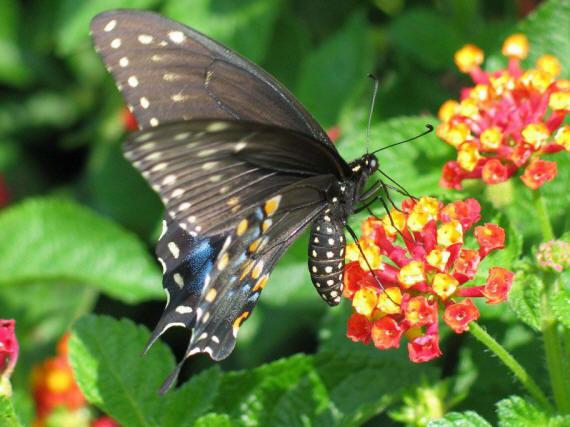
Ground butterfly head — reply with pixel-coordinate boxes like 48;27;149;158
350;153;379;176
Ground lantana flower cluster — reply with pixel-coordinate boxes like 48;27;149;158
438;34;569;190
343;197;514;363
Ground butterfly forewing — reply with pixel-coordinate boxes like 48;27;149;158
90;10;332;145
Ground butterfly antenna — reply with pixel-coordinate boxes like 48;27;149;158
371;124;434;155
365;74;380;154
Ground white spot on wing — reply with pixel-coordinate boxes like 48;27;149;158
119;57;129;67
168;31;185;44
168;242;180;259
150;117;159;127
104;20;117;32
127;76;139;87
110;38;121;48
159;220;167;239
138;34;153;44
175;305;193;314
140;97;149;109
173;273;184;288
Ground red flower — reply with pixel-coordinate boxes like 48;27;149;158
483;267;514;304
342;197;513;363
0;320;18;396
408;334;442;363
371;317;403;350
327;126;341;143
347;313;372;345
520;158;558;190
443;300;480;333
438;34;568;190
482;159;510;184
92;416;120;427
474;223;506;257
0;175;9;208
122;107;138;132
405;296;437;327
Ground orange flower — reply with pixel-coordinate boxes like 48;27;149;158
371;317;403;350
483;267;514;304
520;158;558;190
408;334;442;363
443;300;480;333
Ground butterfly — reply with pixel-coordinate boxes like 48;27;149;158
90;9;427;389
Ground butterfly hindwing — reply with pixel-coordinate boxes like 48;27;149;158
90;10;332;146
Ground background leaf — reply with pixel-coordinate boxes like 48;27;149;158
0;198;162;303
428;410;492;427
68;315;175;427
508;272;543;331
0;397;22;427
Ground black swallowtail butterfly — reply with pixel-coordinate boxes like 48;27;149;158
91;9;427;389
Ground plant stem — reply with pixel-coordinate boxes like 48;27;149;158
469;322;553;412
530;190;570;413
531;189;554;241
541;276;570;414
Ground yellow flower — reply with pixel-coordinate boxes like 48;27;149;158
432;273;459;300
549;92;570;111
457;142;481;172
480;127;503;151
554;126;570;150
438;100;459;122
522;123;550;149
398;261;426;288
536;54;562;77
502;34;529;59
437;220;463;246
377;287;402;314
426;248;451;271
353;288;378;317
454;44;484;73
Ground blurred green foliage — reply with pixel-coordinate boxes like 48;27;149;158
1;0;569;426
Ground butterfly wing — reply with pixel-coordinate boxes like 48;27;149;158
90;9;332;146
123;120;350;238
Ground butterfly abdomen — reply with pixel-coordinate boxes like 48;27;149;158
308;214;345;306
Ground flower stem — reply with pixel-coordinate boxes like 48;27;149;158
541;276;570;414
469;322;553;411
531;189;554;241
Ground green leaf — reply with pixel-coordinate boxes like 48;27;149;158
549;287;570;329
517;0;570;78
213;354;315;423
0;397;21;427
296;12;372;127
508;272;543;331
162;0;282;63
68;315;175;427
496;395;570;427
194;413;233;427
428;411;491;427
0;198;162;303
389;8;463;70
56;0;160;55
0;0;33;87
0;282;96;371
158;367;223;427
